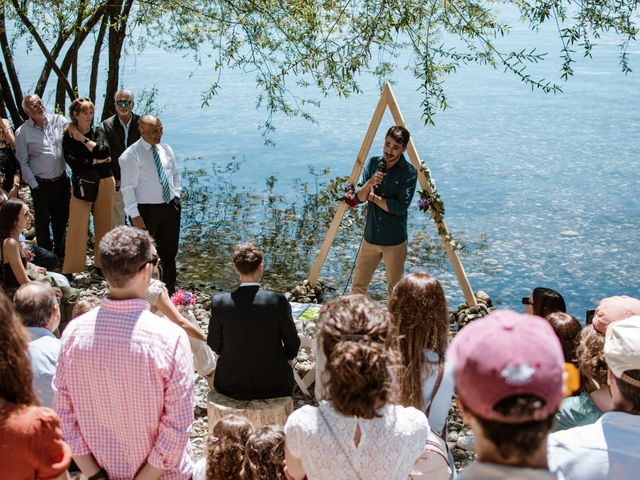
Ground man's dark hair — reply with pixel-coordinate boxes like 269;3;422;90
473;395;554;461
232;243;263;275
14;282;57;328
385;126;410;148
100;226;153;288
614;370;640;413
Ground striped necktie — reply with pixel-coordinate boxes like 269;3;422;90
151;145;172;204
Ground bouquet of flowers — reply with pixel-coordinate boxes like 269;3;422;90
342;183;358;208
171;290;197;309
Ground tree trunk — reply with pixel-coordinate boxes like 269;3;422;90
0;63;21;126
0;4;23;121
90;14;108;105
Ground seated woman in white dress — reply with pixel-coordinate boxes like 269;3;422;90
284;295;430;480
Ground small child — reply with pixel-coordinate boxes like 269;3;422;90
193;415;253;480
241;425;286;480
71;295;101;318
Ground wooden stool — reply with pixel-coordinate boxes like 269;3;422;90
207;390;293;432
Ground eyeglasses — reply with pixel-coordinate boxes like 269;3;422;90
521;297;533;306
139;254;159;271
116;100;132;107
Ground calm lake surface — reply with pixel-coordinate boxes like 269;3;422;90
15;9;639;318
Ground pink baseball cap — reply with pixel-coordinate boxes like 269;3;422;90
592;296;640;334
449;310;564;423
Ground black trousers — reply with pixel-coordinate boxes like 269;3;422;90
31;176;70;258
138;198;181;294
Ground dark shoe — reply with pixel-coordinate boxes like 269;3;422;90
94;267;103;277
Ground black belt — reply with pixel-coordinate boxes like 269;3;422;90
35;173;66;183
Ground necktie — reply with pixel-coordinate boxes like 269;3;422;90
151;145;172;204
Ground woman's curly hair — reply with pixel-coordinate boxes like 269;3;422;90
206;415;253;480
576;325;608;391
320;294;399;419
241;425;285;480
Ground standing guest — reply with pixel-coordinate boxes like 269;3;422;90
284;295;430;480
242;425;287;480
193;415;253;480
14;282;61;408
345;126;417;297
101;89;140;227
62;98;115;275
522;287;566;318
0;117;21;198
15;94;70;259
0;290;71;478
120;115;181;293
449;310;565;479
548;316;640;479
53;226;194;479
208;242;300;400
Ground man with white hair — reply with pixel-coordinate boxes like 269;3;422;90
14;281;61;408
15;94;70;259
548;315;640;479
101;89;141;227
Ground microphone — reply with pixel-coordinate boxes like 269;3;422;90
374;160;387;191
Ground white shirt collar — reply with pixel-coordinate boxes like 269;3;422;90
240;282;261;287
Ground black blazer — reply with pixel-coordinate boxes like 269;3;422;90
207;286;301;400
101;113;140;182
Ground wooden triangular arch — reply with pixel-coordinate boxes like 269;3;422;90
308;83;477;307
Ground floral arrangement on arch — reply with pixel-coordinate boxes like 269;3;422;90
171;290;197;308
417;162;462;251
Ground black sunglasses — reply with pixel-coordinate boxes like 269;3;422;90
139;254;159;271
116;99;132;107
521;297;533;306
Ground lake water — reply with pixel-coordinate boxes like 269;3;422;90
14;9;639;318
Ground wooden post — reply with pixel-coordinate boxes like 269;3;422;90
308;83;477;307
308;87;389;286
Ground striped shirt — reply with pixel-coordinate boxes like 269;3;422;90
53;297;194;479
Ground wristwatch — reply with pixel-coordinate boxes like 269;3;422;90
83;137;89;144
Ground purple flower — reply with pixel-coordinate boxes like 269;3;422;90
418;197;430;210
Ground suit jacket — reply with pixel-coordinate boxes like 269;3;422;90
207;286;301;400
101;113;141;182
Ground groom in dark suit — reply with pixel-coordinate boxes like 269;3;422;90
101;89;140;227
207;242;301;400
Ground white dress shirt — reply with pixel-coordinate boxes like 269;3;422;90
27;327;60;408
119;138;181;218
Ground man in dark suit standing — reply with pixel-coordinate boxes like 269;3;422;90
101;89;140;227
207;243;301;400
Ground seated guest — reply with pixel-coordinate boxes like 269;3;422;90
554;296;640;432
53;226;194;479
388;271;455;476
449;310;564;479
242;425;286;480
546;312;581;364
523;287;566;317
14;282;61;408
284;295;430;480
71;295;101;318
548;316;640;479
193;414;253;480
0;290;71;478
207;242;300;400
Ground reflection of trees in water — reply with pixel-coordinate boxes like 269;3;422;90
179;163;490;300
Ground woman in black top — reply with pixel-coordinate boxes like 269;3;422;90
62;98;115;275
0;117;20;198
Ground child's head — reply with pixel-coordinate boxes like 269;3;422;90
207;415;253;480
72;296;101;318
241;425;286;480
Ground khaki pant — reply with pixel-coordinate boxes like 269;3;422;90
351;239;407;297
62;176;115;273
112;188;126;227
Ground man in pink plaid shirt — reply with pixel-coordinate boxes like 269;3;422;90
53;226;194;480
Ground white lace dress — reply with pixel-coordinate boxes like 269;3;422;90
285;401;430;480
